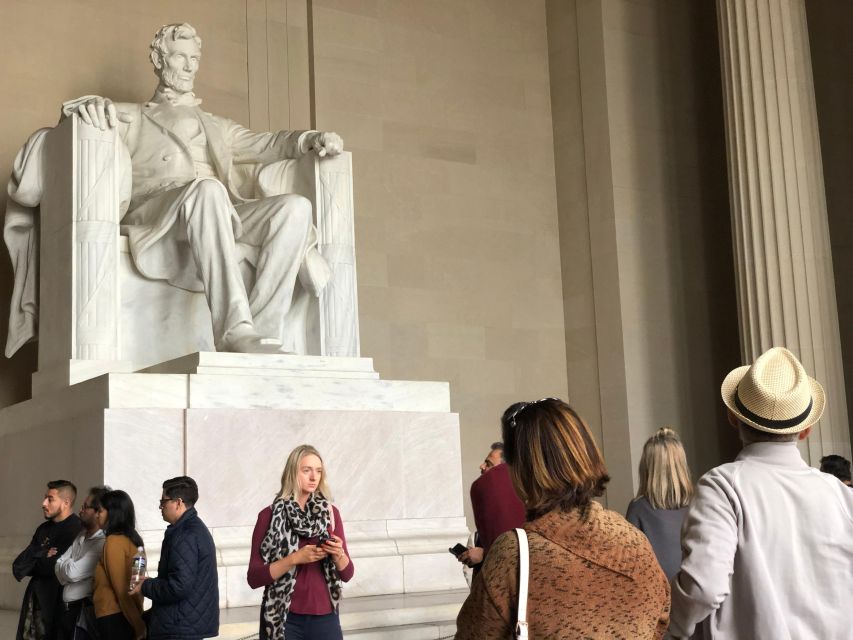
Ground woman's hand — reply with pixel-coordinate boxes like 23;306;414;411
291;543;328;566
321;535;350;571
320;535;345;561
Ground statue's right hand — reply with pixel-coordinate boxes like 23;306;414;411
76;97;134;130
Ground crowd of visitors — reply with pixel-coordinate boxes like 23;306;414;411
11;446;352;640
11;347;853;639
453;346;853;639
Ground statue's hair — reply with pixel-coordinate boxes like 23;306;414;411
150;23;201;70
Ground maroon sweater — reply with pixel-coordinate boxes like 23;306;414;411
470;463;526;555
247;505;354;615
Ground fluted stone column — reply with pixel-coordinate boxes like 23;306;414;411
716;0;851;460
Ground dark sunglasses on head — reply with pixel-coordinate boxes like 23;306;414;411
506;397;561;428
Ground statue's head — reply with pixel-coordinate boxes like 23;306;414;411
150;23;203;93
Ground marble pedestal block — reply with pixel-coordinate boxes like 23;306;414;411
0;354;469;621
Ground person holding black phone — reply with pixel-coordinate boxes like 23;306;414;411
455;441;525;575
247;444;354;640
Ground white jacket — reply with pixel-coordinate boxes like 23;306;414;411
670;441;853;639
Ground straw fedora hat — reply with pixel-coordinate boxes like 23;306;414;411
720;347;825;434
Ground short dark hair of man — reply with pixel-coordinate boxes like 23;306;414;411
47;480;77;504
163;476;199;508
820;454;852;483
737;420;799;445
88;485;111;510
490;442;504;460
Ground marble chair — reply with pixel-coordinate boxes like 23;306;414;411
32;114;359;394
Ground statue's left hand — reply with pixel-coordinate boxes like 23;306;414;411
306;131;344;157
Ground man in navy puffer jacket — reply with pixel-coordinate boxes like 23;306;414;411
134;476;219;639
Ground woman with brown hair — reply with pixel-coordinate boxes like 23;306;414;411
627;428;694;580
455;398;670;639
92;489;146;640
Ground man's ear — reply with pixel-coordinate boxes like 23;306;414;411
798;426;812;441
726;409;740;430
150;51;163;70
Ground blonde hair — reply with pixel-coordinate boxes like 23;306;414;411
637;428;693;510
276;444;332;501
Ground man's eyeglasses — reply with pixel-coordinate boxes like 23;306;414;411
159;498;177;508
506;397;562;429
81;503;98;511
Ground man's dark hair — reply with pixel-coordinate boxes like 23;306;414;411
737;421;799;444
162;476;199;508
820;454;852;483
490;442;505;461
88;485;111;510
47;480;77;504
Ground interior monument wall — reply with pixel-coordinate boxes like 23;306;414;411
806;0;853;452
309;0;570;519
546;0;741;510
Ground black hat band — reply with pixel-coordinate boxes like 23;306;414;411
734;385;813;430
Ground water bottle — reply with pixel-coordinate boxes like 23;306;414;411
129;546;146;592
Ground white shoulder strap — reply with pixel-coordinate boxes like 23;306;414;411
515;528;529;639
330;504;337;533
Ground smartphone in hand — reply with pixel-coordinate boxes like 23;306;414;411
449;543;467;558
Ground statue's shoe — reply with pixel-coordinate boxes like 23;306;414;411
223;332;287;354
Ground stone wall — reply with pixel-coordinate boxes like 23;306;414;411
310;0;569;517
546;0;740;509
807;0;853;451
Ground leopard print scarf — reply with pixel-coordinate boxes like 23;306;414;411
259;494;342;639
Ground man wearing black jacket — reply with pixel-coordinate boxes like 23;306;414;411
13;480;83;640
132;476;219;639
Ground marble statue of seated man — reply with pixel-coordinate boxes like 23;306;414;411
67;22;343;354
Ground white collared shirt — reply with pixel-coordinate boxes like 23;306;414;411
670;441;853;639
54;529;106;602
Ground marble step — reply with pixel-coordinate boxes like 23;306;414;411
141;352;381;379
215;589;467;639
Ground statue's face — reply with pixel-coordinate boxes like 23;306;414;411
159;37;201;93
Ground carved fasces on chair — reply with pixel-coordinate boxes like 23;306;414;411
36;115;124;388
73;120;122;359
316;153;359;358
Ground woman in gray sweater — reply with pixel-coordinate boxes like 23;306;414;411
626;428;693;581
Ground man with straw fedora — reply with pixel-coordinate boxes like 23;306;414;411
669;347;853;640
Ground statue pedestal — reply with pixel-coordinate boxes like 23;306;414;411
0;354;469;635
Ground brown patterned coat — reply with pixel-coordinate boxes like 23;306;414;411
455;502;670;639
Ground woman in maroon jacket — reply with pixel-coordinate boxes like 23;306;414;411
248;444;354;640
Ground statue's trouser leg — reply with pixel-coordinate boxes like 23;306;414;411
235;194;313;340
178;179;254;349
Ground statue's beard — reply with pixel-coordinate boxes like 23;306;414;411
160;68;195;93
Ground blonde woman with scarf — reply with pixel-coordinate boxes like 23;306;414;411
247;445;354;639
